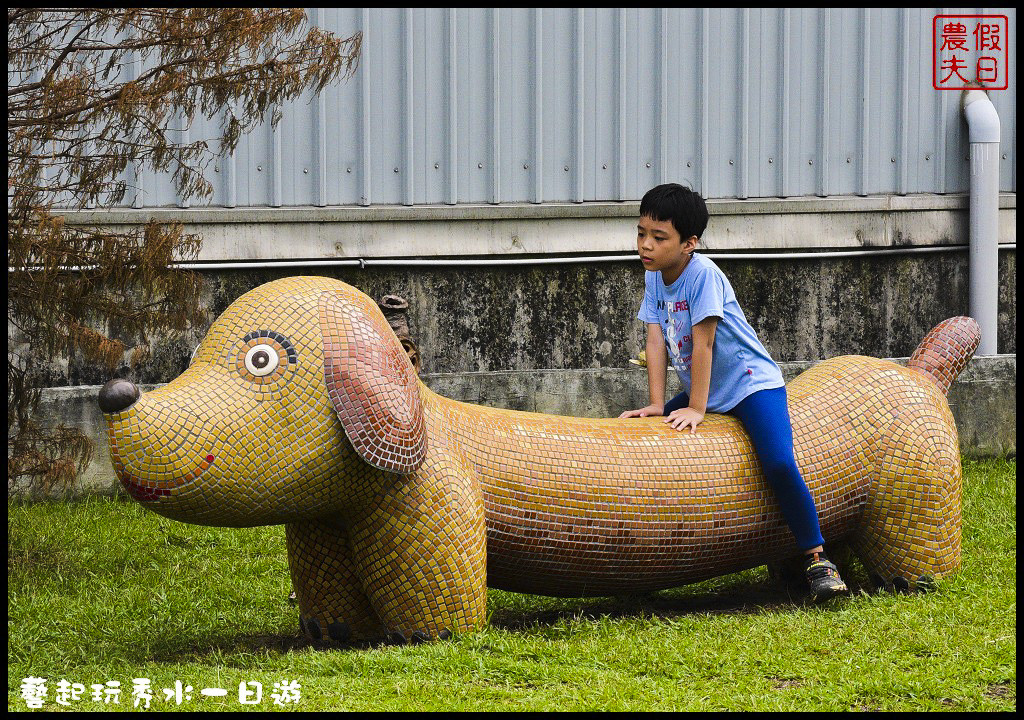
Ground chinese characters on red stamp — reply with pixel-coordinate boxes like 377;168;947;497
933;14;1009;90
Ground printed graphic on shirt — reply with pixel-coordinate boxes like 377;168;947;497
660;300;693;376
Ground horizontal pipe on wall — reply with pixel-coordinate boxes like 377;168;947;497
9;243;1016;274
166;243;1015;270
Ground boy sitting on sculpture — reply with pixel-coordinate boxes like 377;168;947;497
620;183;848;603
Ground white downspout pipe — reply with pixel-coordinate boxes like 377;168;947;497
961;89;1001;356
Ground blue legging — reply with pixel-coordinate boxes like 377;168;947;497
664;386;824;551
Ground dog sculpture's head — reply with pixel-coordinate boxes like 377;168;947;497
99;276;426;527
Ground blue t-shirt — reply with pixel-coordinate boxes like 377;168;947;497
637;253;784;413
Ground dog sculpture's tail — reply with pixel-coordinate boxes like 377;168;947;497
848;315;980;591
905;316;982;396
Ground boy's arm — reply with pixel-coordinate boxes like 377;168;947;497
645;322;668;411
619;323;667;417
665;317;718;432
686;317;717;413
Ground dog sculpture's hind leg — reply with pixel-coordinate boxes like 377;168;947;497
848;318;980;589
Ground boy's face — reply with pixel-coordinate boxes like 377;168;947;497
636;215;697;277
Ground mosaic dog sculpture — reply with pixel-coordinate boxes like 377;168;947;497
100;276;980;643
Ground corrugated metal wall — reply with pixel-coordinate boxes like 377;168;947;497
130;7;1017;208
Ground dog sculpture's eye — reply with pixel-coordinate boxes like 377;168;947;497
235;331;295;386
244;344;280;377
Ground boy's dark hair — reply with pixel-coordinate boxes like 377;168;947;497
639;183;709;240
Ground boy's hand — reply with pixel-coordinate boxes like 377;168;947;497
664;407;704;433
619;403;664;419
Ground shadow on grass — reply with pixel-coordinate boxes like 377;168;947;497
147;628;385;663
489;574;820;633
488;545;882;634
150;566;882;662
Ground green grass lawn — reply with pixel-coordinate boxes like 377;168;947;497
8;457;1015;711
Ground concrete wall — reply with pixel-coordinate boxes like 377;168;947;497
42;194;1017;389
29;247;1016;389
64;193;1016;260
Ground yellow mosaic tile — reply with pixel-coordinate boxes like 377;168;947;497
101;277;979;642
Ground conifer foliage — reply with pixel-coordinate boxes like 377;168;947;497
8;9;361;493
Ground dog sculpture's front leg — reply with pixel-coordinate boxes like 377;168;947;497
346;454;488;643
286;519;385;642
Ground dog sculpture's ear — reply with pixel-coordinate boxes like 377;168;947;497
319;289;427;474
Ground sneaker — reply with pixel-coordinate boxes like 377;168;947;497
804;552;848;603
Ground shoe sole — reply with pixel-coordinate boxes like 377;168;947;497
810;583;849;603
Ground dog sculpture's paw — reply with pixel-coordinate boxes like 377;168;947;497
868;574;937;594
298;613;454;645
384;628;453;645
299;615;357;643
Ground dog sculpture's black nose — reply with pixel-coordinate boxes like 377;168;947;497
98;378;140;414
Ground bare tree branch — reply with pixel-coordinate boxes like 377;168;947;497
8;8;360;493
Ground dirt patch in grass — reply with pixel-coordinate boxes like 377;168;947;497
984;683;1014;701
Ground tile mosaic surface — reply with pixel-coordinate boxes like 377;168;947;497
102;277;980;642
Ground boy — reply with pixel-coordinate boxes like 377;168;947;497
619;183;848;603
